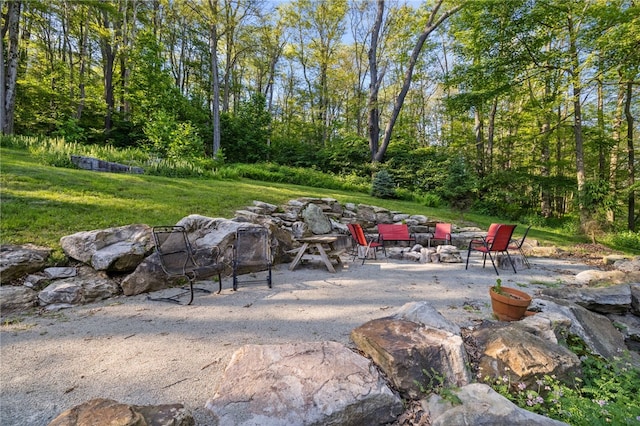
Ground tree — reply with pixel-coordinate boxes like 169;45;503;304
1;0;22;134
368;0;462;163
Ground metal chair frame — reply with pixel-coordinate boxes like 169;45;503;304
508;225;532;268
151;226;223;305
232;226;272;290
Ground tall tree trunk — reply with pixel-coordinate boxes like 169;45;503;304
99;9;117;132
608;74;626;224
486;97;498;174
624;80;635;231
567;13;587;225
367;0;384;162
372;0;461;162
474;107;484;176
76;8;90;120
1;0;21;135
209;13;221;158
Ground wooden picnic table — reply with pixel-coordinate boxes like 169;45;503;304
289;235;343;273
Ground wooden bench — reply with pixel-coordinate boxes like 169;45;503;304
377;224;416;247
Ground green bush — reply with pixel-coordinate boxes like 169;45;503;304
604;231;640;253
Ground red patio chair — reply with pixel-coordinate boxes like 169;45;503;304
428;223;452;247
347;223;386;264
465;224;517;275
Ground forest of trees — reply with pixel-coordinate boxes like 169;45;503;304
1;0;638;233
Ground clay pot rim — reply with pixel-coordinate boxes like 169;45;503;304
489;286;532;308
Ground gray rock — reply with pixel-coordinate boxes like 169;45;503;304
301;203;332;234
0;285;38;314
516;311;572;344
38;267;120;307
429;383;568;425
393;301;461;335
205;341;402;426
0;244;51;284
291;221;309;239
607;313;640;352
574;269;640;286
409;214;428;224
612;257;640;272
541;284;631;314
44;267;77;279
535;296;634;364
632;284;640;315
60;224;153;272
252;200;278;213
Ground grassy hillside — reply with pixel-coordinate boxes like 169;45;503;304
1;147;585;262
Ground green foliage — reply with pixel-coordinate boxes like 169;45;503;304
221;93;271;163
603;231;640;253
371;169;396;199
485;351;640;425
144;110;205;160
417;192;443;208
232;162;370;193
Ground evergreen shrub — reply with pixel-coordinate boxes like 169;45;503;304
371;169;396;199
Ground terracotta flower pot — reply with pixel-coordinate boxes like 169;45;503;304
489;286;532;321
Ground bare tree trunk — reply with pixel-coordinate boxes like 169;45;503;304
624;81;635;231
486;97;498;174
99;8;117;132
76;8;90;119
568;14;587;224
474;107;484;176
608;74;626;223
367;0;384;161
1;0;21;135
372;0;461;162
208;2;221;158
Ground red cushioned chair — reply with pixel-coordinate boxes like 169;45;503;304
465;224;517;275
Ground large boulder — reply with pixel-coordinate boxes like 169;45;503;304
38;267;120;309
301;203;332;235
534;296;634;363
205;341;402;426
121;216;241;296
351;317;470;398
469;321;581;388
48;398;193;426
429;383;568;426
60;224;153;272
541;284;632;315
0;244;51;284
0;285;38;314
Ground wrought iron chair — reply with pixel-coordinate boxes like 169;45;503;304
151;226;224;305
232;226;272;290
347;223;386;264
465;224;517;275
508;225;532;268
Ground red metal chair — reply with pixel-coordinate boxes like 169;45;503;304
347;223;386;264
428;223;452;247
465;224;517;275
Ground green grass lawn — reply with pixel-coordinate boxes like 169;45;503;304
1;147;585;261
